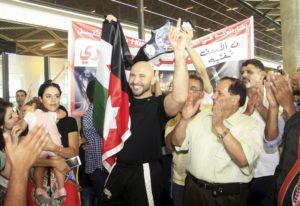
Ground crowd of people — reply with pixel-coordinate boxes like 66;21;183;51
0;15;300;206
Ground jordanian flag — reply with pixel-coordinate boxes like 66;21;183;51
93;19;132;171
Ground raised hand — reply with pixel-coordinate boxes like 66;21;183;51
153;70;162;96
181;93;202;120
52;61;69;84
212;100;227;130
184;27;193;48
154;70;160;83
106;14;117;23
270;74;293;107
269;74;296;119
168;18;187;52
26;84;33;101
254;87;264;108
4;126;47;172
266;74;278;108
244;88;258;116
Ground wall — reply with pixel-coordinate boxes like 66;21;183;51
8;54;44;104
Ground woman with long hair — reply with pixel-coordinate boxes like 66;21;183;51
0;101;21;204
27;82;80;206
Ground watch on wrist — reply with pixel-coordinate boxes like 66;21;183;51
217;127;230;141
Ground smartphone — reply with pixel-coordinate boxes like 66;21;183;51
65;156;82;169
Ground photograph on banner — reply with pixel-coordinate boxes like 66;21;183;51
69;22;102;116
74;66;96;109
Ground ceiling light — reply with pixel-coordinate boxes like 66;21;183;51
266;27;276;32
41;43;55;49
185;6;194;11
226;7;238;11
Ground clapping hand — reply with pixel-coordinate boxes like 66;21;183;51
266;73;278;108
269;73;296;119
269;74;293;108
181;93;202;120
212;100;227;131
244;88;258;116
4;126;47;172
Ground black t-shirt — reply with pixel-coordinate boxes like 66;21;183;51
57;116;78;147
117;95;170;164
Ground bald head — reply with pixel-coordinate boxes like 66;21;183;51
131;61;154;77
129;61;156;99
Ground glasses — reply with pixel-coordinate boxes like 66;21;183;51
189;86;203;92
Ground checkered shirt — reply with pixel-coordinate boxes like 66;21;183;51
82;104;103;174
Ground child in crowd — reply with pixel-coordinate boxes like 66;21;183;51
20;97;67;202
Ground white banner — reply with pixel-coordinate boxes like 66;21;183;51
150;17;254;70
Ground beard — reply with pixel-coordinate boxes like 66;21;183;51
244;82;251;89
242;77;261;89
130;82;152;97
241;78;250;88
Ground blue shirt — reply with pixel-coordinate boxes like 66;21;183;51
82;104;103;174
